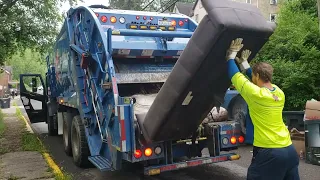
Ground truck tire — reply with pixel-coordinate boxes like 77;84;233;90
63;112;73;156
71;115;90;167
48;113;58;136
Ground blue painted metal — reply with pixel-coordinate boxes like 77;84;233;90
40;4;244;174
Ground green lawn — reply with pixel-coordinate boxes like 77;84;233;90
0;109;5;137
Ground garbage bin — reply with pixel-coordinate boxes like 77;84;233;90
0;98;11;109
305;119;320;166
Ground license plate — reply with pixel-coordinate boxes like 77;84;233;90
158;19;171;26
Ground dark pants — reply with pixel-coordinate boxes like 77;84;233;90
247;144;300;180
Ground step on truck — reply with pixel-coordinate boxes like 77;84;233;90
19;0;275;176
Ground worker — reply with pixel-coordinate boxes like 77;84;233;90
225;38;300;180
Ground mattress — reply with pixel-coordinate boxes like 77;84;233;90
136;0;276;143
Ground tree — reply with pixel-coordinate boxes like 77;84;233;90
6;49;47;86
254;0;320;110
0;0;81;65
109;0;148;10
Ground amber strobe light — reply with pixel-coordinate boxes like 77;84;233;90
144;148;153;157
230;136;237;144
110;16;117;23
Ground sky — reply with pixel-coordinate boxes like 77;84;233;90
60;0;110;14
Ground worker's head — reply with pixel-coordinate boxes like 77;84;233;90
251;62;273;86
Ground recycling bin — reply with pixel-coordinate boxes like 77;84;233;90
0;98;10;109
305;119;320;166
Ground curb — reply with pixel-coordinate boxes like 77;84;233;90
13;103;64;178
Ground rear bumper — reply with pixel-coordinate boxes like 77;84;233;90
144;153;240;175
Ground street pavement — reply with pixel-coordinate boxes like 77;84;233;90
18;98;320;180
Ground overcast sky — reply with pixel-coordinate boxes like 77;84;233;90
60;0;110;14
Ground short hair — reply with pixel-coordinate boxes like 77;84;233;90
252;62;273;82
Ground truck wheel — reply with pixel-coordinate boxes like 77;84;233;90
63;112;73;156
71;115;90;167
48;113;58;136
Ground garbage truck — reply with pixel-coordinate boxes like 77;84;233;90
19;0;275;175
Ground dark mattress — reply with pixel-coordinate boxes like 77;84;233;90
136;0;276;143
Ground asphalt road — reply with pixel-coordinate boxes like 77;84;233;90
18;98;320;180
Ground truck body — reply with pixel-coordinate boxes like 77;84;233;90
20;0;274;175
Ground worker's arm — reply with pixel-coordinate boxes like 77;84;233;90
245;68;252;80
235;50;252;80
226;39;260;100
227;59;260;100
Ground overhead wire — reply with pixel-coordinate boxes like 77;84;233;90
141;0;157;11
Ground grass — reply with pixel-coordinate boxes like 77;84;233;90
0;109;4;137
14;105;73;180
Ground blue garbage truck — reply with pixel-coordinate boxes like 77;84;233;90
19;0;274;175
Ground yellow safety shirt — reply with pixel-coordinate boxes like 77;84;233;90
231;72;292;148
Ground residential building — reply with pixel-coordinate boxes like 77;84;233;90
173;2;194;17
0;66;12;97
190;0;280;23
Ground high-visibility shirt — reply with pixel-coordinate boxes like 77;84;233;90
231;72;292;148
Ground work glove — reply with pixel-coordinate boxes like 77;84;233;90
235;49;251;71
226;38;244;61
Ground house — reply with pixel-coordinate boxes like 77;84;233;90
0;66;13;97
190;0;280;23
173;2;194;17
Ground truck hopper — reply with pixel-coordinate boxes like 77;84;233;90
136;0;276;143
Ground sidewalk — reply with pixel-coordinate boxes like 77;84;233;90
0;98;54;180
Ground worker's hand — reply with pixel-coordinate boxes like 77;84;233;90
235;49;251;71
226;38;244;61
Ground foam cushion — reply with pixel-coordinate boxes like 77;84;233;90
137;0;275;143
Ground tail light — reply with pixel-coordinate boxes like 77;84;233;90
136;16;140;20
143;16;147;20
154;146;162;155
178;20;184;26
230;136;237;145
144;148;153;157
95;13;99;17
100;16;107;23
110;16;117;23
238;136;245;143
134;149;142;158
171;20;176;26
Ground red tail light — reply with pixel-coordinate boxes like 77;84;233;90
101;16;107;23
134;150;142;158
178;20;184;26
238;136;245;143
230;136;237;144
136;16;140;20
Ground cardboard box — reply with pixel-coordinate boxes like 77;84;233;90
305;100;320;120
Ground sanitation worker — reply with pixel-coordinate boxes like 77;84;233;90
225;38;300;180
